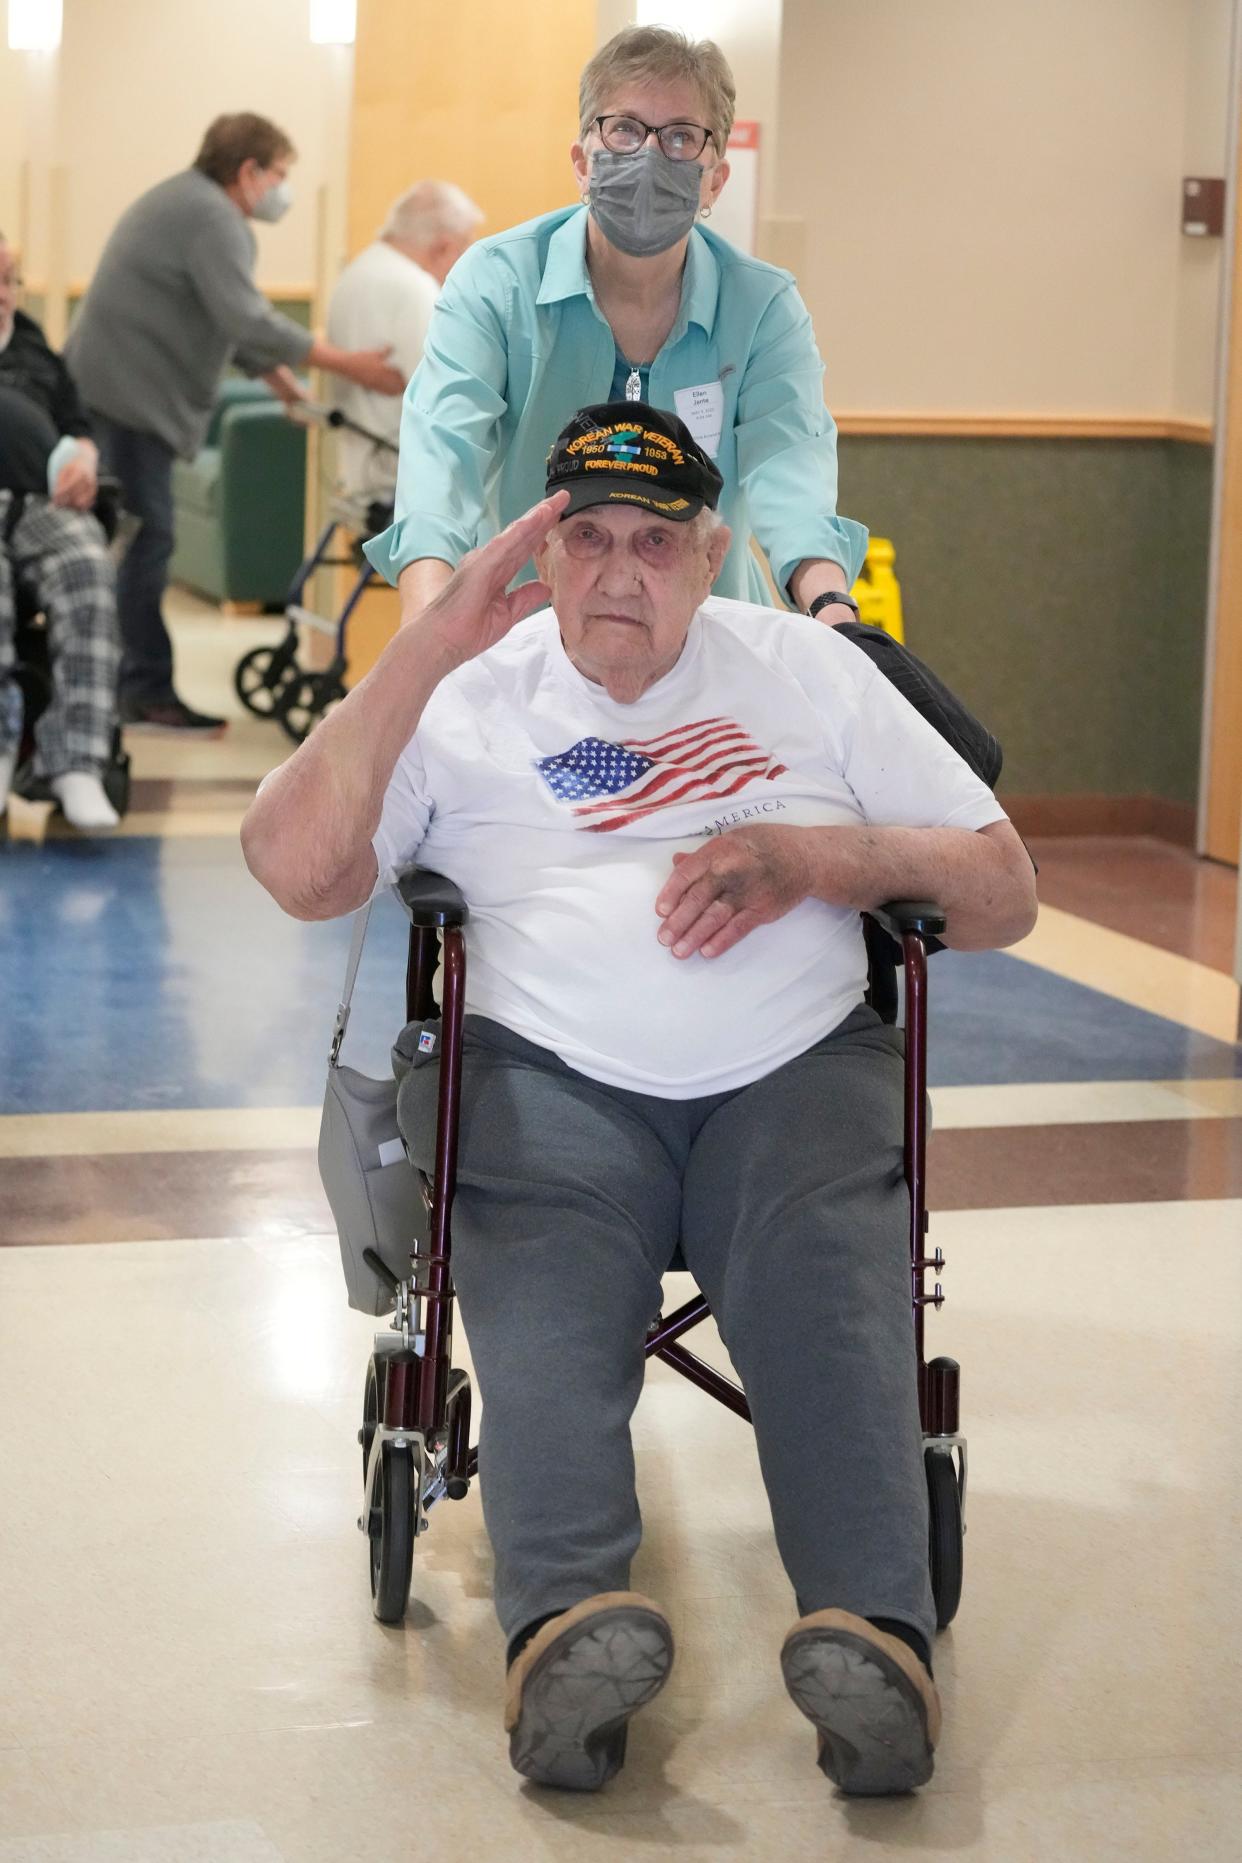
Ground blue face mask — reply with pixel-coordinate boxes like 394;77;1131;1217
588;146;702;257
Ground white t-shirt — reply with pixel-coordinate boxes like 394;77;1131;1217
325;241;438;500
373;598;1008;1098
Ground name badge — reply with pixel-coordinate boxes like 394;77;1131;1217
673;381;724;458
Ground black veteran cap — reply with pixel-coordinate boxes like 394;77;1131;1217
545;401;724;522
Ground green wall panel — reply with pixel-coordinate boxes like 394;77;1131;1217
271;295;313;331
837;435;1212;804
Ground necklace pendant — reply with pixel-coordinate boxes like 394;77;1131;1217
625;366;642;401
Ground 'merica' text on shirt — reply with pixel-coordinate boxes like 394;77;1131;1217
696;798;788;838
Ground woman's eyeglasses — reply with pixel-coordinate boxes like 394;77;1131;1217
594;115;714;162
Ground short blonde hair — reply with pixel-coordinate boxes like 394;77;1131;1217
579;26;736;151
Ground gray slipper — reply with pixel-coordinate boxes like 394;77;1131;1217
780;1609;941;1796
504;1590;673;1790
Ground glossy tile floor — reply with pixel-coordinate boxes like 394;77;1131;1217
2;594;1241;1860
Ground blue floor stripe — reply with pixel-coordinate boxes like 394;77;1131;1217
1;836;1237;1116
927;948;1241;1085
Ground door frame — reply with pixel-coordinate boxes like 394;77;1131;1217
1199;0;1242;866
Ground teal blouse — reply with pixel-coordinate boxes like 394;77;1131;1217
365;205;867;604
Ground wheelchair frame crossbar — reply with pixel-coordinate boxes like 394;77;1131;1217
284;603;338;641
645;1296;753;1421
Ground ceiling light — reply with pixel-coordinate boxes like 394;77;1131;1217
309;0;355;45
8;0;63;51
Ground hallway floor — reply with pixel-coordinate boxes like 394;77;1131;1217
1;594;1239;1861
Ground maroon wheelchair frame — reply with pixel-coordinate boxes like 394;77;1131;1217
377;892;959;1465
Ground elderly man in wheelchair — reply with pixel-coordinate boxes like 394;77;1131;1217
0;233;122;832
244;402;1037;1798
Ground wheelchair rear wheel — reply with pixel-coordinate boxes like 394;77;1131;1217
102;728;131;817
926;1446;964;1629
13;659;52;768
361;1356;381;1484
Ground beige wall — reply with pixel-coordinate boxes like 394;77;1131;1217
20;0;351;293
7;0;1233;419
0;44;31;250
776;0;1225;420
1;45;60;279
632;2;785;221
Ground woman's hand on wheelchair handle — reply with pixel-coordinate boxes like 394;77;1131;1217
412;492;570;669
655;825;815;960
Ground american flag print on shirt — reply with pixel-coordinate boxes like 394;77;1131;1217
536;716;788;833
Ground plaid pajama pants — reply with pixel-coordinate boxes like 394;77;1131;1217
0;492;121;778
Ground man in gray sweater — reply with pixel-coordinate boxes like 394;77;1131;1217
67;112;405;733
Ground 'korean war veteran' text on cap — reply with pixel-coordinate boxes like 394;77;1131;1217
545;401;724;522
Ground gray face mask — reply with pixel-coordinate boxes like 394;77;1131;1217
251;178;293;224
588;146;702;258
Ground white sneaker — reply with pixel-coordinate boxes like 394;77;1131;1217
50;771;120;832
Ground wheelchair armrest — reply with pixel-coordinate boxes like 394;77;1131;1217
868;900;947;941
93;475;124;543
394;866;468;928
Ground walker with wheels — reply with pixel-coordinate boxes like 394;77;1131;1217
233;407;397;743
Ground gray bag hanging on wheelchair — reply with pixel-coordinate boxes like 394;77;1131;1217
319;901;428;1315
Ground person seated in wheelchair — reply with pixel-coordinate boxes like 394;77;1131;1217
0;232;121;832
243;402;1037;1797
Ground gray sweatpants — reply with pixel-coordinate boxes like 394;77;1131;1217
396;1004;935;1651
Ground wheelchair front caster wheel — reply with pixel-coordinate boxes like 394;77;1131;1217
925;1446;964;1629
369;1441;416;1624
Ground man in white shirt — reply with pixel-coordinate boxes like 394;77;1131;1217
326;180;484;503
243;404;1036;1800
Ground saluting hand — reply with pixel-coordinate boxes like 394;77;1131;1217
413;491;570;670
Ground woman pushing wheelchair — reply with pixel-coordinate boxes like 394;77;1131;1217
244;401;1037;1797
366;24;869;633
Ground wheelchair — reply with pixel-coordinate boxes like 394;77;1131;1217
8;477;131;820
355;865;967;1633
233;408;398;745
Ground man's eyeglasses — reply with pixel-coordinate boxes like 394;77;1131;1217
560;516;690;566
0;271;22;291
594;114;714;162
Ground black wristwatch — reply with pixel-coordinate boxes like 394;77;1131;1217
808;590;860;621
